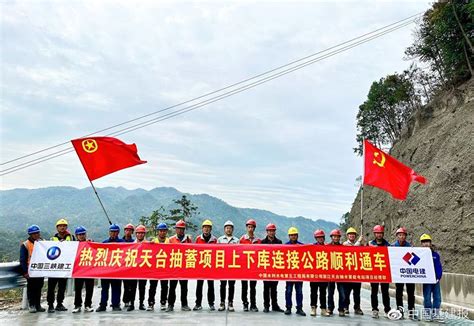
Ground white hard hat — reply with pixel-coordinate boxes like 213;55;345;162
224;220;234;228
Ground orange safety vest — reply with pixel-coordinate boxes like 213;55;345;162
23;239;35;265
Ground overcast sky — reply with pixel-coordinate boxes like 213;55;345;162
0;0;430;223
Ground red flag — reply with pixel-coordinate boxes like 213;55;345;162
71;137;147;181
363;140;427;200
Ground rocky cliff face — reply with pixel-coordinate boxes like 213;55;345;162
348;79;474;274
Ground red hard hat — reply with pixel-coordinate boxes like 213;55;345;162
373;225;385;233
330;229;341;237
175;220;186;228
396;227;407;235
124;223;135;231
246;219;257;227
314;229;325;237
135;225;146;233
265;223;276;231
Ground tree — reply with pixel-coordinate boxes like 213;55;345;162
405;1;473;88
139;195;200;237
354;70;421;155
168;195;199;231
139;206;169;238
339;212;350;234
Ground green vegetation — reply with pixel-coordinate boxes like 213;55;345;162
139;195;200;238
355;1;473;154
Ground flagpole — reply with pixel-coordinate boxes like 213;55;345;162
360;139;365;238
89;180;112;225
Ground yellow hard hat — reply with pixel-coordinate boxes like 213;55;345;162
288;227;299;235
202;219;213;227
56;218;68;227
420;233;432;241
346;227;358;235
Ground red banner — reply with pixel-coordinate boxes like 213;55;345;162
73;242;392;283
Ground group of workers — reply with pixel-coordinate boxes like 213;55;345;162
20;218;443;321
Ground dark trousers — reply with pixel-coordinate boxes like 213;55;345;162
371;282;391;313
138;280;147;303
310;282;327;309
219;280;235;303
100;279;121;308
196;280;215;306
123;279;136;304
27;277;44;308
344;282;361;310
74;278;94;307
47;277;67;306
327;282;345;312
285;281;303;309
168;280;188;307
147;280;168;305
263;281;280;309
241;280;257;306
395;283;415;311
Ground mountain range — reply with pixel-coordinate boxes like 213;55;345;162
0;186;338;261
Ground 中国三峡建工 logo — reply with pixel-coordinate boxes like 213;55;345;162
46;246;61;260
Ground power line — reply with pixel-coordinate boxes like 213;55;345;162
1;12;422;168
0;15;420;176
0;17;418;176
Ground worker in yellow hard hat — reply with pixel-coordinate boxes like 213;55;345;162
48;218;75;313
194;219;217;311
284;227;306;316
420;234;443;322
342;227;364;316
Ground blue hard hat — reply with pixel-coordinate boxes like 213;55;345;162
156;223;169;230
75;226;87;235
109;223;120;232
27;225;41;235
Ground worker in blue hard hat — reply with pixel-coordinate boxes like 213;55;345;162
96;223;125;312
72;226;95;313
146;223;170;311
20;225;45;313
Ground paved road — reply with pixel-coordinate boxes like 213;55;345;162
1;281;472;325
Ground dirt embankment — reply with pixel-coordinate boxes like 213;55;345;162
349;79;474;274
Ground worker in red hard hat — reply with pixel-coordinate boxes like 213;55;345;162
342;227;365;316
239;219;261;312
310;230;330;317
327;229;346;317
124;225;147;312
392;227;416;319
167;220;193;312
369;225;391;319
261;223;284;313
